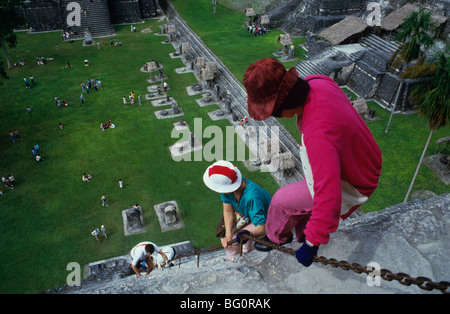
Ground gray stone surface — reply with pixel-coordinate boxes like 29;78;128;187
48;193;450;294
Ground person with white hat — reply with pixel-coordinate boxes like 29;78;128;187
203;160;272;260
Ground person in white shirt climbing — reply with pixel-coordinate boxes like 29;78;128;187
130;241;170;277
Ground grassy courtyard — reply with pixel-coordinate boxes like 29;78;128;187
0;0;448;294
0;18;283;293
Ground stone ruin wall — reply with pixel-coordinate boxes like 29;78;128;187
221;0;449;37
15;0;158;32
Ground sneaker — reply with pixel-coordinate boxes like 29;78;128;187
254;235;293;252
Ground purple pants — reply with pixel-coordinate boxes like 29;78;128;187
266;180;313;244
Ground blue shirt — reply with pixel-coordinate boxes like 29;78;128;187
220;178;271;227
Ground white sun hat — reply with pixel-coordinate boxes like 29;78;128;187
203;160;242;193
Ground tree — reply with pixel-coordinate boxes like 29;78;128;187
404;44;450;202
0;59;7;85
0;0;26;70
385;9;438;133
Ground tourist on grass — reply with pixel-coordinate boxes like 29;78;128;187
13;129;22;141
2;176;10;189
9;130;14;143
243;58;382;267
8;174;15;188
101;225;108;239
91;228;101;245
129;241;170;277
203;160;271;261
82;173;90;182
101;194;108;207
132;204;141;213
24;77;31;88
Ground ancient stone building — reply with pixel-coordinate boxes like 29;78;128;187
16;0;159;37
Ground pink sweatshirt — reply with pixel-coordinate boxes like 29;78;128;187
297;75;382;246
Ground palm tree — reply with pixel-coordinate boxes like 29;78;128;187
393;9;437;65
404;45;450;202
385;9;438;133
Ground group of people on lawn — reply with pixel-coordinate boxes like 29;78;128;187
1;174;15;195
122;91;141;107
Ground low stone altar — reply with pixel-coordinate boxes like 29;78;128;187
122;206;145;236
153;200;184;232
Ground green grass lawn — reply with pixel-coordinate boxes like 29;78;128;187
0;19;281;293
0;0;448;294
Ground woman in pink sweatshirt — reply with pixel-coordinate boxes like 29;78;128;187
243;58;382;266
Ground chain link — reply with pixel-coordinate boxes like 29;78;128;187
170;234;449;294
238;233;450;294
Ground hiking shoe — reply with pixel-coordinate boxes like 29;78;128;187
254;235;292;252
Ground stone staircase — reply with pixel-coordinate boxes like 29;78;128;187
295;46;358;79
60;0;115;39
360;33;401;55
295;32;401;79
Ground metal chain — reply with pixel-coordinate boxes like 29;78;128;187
238;233;450;294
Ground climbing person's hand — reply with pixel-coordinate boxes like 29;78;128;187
295;240;318;267
221;234;233;248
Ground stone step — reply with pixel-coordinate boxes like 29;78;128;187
360;33;400;55
60;0;115;38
